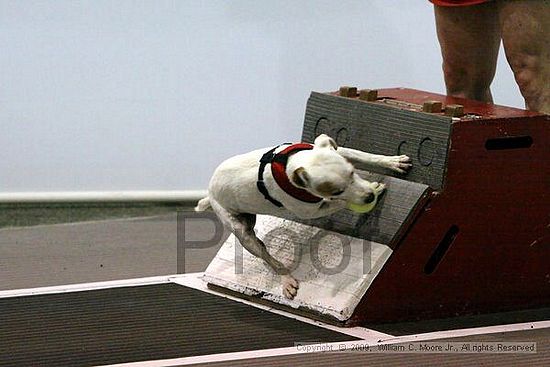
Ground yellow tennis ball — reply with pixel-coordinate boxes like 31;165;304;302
346;195;378;214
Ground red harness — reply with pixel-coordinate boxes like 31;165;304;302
257;143;323;207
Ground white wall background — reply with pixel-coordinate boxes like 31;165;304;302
0;0;523;192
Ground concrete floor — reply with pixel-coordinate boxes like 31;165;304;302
0;212;224;290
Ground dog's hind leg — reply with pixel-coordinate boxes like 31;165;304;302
209;199;299;299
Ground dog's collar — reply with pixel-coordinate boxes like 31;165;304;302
257;143;323;207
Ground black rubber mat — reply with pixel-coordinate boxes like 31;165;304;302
366;307;550;336
0;283;357;366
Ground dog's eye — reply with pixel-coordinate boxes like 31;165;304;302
332;190;345;196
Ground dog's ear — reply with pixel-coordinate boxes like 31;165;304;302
314;134;337;150
291;167;310;188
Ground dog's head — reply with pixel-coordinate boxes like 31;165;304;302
290;134;376;205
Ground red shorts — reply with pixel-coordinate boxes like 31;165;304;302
430;0;493;6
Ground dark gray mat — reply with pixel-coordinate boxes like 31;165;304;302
0;202;187;229
0;283;357;367
365;307;550;336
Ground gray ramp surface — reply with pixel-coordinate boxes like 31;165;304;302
282;173;429;245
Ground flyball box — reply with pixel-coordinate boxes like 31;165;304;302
205;87;550;325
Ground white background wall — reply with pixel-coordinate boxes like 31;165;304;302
1;0;524;192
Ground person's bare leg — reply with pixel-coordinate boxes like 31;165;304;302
498;0;550;114
434;2;501;102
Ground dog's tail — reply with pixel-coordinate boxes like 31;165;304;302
195;197;211;212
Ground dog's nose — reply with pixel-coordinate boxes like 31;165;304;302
363;193;375;204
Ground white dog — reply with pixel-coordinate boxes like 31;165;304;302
196;134;411;299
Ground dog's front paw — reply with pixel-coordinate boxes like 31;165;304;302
385;155;412;174
370;182;386;196
281;275;299;299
